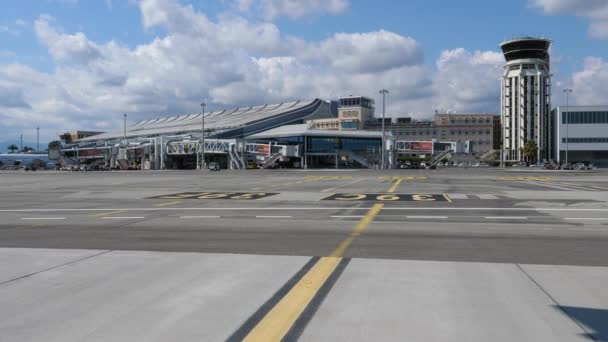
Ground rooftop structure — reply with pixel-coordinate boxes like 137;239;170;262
78;99;333;142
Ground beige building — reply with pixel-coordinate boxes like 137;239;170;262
366;113;501;156
338;96;375;130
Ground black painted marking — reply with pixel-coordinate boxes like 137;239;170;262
283;258;351;341
148;192;278;200
322;193;448;202
225;256;320;342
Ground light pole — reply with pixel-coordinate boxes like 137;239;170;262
20;134;23;152
200;101;206;171
379;89;389;169
36;127;39;152
563;89;573;165
123;113;127;146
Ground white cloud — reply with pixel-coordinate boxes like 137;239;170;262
34;16;102;64
530;0;608;39
0;0;509;143
563;57;608;106
235;0;349;20
433;48;504;113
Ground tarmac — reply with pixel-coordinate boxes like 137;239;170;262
1;168;607;341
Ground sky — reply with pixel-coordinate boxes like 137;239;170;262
1;0;608;149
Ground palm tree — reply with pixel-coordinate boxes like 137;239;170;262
7;144;18;153
522;141;538;164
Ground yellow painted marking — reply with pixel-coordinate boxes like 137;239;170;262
242;257;341;342
498;177;553;181
387;178;403;193
243;204;383;341
155;201;182;207
377;176;427;181
329;203;384;258
443;194;453;203
592;186;608;190
93;210;127;218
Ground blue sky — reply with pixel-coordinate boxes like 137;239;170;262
1;0;605;74
1;0;607;149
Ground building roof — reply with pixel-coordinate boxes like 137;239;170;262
79;99;330;141
246;124;387;140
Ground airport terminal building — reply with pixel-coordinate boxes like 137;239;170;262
60;98;394;170
551;106;608;166
59;95;470;170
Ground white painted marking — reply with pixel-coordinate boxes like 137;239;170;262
255;216;292;219
5;207;608;212
21;217;65;220
407;216;448;219
331;215;364;219
179;216;221;219
485;216;528;220
564;218;608;221
321;187;337;193
477;194;499;200
446;194;468;199
101;217;145;220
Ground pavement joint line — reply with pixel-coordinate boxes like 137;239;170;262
515;264;598;341
155;201;182;207
238;204;383;341
564;217;608;220
331;215;364;218
20;217;65;220
0;250;112;287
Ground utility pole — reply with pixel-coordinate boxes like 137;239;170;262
123;113;127;146
36;127;40;152
379;89;389;169
201;101;206;171
20;134;23;152
563;89;573;165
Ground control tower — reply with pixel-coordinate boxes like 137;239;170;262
500;37;552;162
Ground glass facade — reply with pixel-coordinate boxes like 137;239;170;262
562;111;608;124
306;137;381;154
562;137;608;143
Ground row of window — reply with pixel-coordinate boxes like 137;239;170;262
398;129;491;136
449;118;493;124
562;137;608;144
562;111;608;124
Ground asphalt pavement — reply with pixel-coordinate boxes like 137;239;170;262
1;168;608;341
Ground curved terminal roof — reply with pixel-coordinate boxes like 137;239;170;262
80;99;331;141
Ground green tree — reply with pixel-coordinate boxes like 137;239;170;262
21;146;33;153
522;141;538;164
48;140;62;149
7;144;18;153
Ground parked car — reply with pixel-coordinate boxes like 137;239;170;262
208;162;220;171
